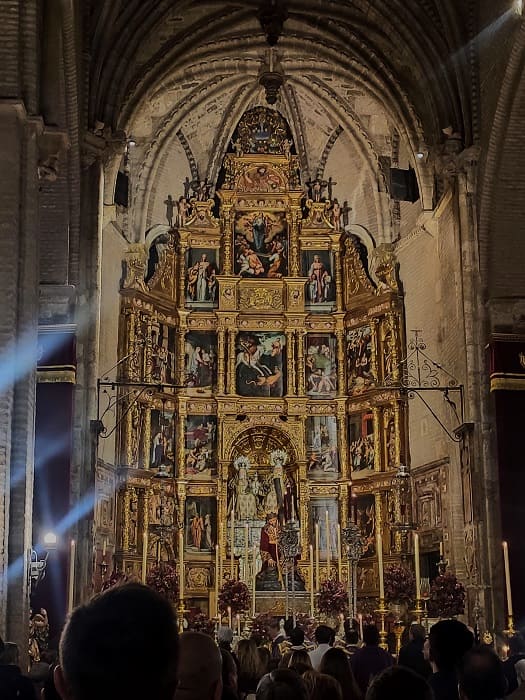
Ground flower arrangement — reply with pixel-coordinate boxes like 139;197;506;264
251;612;276;643
318;579;349;616
218;579;250;615
146;562;179;603
428;572;465;617
188;611;215;636
101;570;130;591
384;564;416;604
294;613;318;642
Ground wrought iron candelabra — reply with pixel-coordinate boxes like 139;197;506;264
279;518;301;621
341;523;366;622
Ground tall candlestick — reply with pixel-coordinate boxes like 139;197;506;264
141;530;148;584
227;605;232;629
337;524;342;581
236;613;241;636
102;537;107;557
67;539;76;613
230;508;235;579
439;541;443;557
252;544;257;617
414;532;421;600
376;527;384;600
179;528;185;599
325;510;331;575
315;523;320;590
244;524;249;581
502;541;513;617
215;544;220;616
358;613;364;641
309;544;314;617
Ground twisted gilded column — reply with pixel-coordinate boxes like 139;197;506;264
296;331;306;395
178;240;188;308
336;328;346;396
217;327;226;394
289;210;301;276
286;329;296;395
142;406;151;469
222;206;233;275
178;412;186;479
227;329;236;395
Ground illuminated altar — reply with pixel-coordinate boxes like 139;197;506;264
104;106;409;618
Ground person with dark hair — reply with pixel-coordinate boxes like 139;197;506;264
336;621;360;657
220;648;239;700
365;666;433;700
287;649;312;675
303;670;343;700
54;583;179;700
267;621;286;664
0;641;35;700
319;647;361;700
237;638;265;698
258;647;271;676
458;646;507;700
309;625;334;670
350;625;394;695
175;631;223;700
256;668;309;700
503;633;525;694
428;619;474;700
398;623;432;680
289;627;306;650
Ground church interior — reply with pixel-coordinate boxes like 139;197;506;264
1;0;525;664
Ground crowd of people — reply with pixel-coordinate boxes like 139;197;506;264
1;583;524;700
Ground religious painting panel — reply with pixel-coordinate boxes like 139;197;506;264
302;250;336;310
236;164;286;192
355;494;376;558
235;332;286;397
234;210;288;278
185;248;219;308
310;499;339;558
349;412;375;475
306;416;339;480
346;325;375;395
184;332;217;392
150;408;175;475
150;324;176;385
184;415;217;480
185;497;216;553
305;333;337;398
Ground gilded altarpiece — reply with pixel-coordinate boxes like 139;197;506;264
106;107;408;614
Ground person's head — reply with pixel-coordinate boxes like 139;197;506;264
256;669;308;700
319;647;360;700
458;646;507;700
516;659;525;686
0;642;19;665
363;625;380;647
344;620;359;646
289;627;305;647
176;631;222;700
428;619;474;672
315;625;333;646
304;671;343;700
409;624;427;643
366;666;433;700
55;583;178;700
217;626;234;648
267;621;281;641
287;650;312;672
258;646;271;674
220;648;238;693
237;638;263;680
509;633;525;656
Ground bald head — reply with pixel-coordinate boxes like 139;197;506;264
175;632;222;700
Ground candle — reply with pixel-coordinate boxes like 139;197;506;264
244;524;249;581
414;532;421;600
141;530;148;584
236;613;241;636
337;524;342;581
230;507;235;579
315;522;320;590
215;544;219;616
309;544;314;617
358;613;364;640
227;605;232;629
102;537;107;557
439;541;443;557
376;527;384;600
325;510;331;574
252;544;257;617
179;528;185;599
67;539;76;613
219;523;223;586
502;541;513;617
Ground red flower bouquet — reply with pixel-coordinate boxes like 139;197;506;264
218;579;250;615
428;572;465;617
318;579;349;616
146;562;179;603
384;564;415;604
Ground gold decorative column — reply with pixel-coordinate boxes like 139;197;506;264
227;329;236;395
393;402;401;466
335;328;346;396
289;210;301;276
217;327;226;395
142;406;151;469
178;411;186;479
178;239;188;308
222;206;233;275
373;407;381;472
296;331;306;395
337;408;349;479
286;329;296;395
177;313;189;387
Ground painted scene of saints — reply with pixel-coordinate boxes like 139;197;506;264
184;415;217;480
356;494;376;558
185;248;219;307
306;416;339;480
305;333;337;398
184;332;217;392
235;332;286;397
234;210;288;278
349;412;375;474
347;325;375;394
185;497;216;552
149;408;175;475
302;251;335;309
